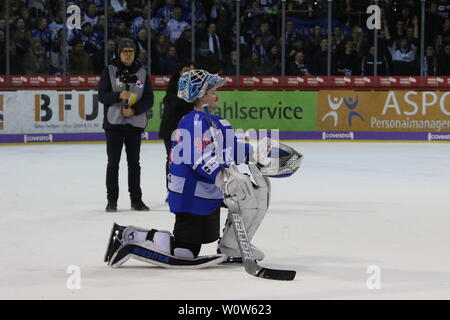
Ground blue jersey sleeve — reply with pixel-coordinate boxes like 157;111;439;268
214;116;252;165
172;115;222;182
172;112;252;183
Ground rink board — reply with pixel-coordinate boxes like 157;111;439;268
1;131;450;144
0;90;449;144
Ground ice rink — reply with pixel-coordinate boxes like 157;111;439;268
1;141;449;300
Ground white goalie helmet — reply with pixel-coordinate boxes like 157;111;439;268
177;69;226;103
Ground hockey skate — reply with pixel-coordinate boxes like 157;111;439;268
104;223;126;263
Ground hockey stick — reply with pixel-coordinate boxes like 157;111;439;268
202;105;296;281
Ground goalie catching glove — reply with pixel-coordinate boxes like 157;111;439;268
250;137;303;178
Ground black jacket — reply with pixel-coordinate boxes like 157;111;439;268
437;53;450;76
361;54;390;76
312;50;332;75
98;59;154;131
158;73;195;140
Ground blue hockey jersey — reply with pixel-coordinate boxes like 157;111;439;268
168;110;251;215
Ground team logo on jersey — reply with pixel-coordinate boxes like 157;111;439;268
136;80;144;88
194;134;212;153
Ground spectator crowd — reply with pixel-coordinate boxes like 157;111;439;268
0;0;450;76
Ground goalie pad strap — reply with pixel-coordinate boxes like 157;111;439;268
146;229;157;241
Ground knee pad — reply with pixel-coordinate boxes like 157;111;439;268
122;226;150;244
173;248;195;259
172;240;201;258
152;230;172;254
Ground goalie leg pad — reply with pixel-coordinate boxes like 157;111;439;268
106;225;211;267
106;224;174;267
109;242;225;269
218;165;270;260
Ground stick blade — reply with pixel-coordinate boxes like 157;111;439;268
256;267;296;281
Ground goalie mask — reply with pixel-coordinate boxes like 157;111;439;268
255;138;303;178
177;69;226;103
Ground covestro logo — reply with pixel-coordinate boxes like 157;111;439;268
24;134;53;143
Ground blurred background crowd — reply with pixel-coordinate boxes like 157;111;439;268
0;0;449;76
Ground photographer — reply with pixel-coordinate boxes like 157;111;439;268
158;61;195;197
98;38;154;212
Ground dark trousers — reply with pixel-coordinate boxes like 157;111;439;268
106;130;142;202
172;208;221;258
163;136;172;191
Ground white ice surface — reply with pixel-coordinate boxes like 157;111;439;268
1;141;450;300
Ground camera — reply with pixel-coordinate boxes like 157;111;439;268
119;74;138;85
117;72;138;109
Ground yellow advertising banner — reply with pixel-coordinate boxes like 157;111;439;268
317;90;450;132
